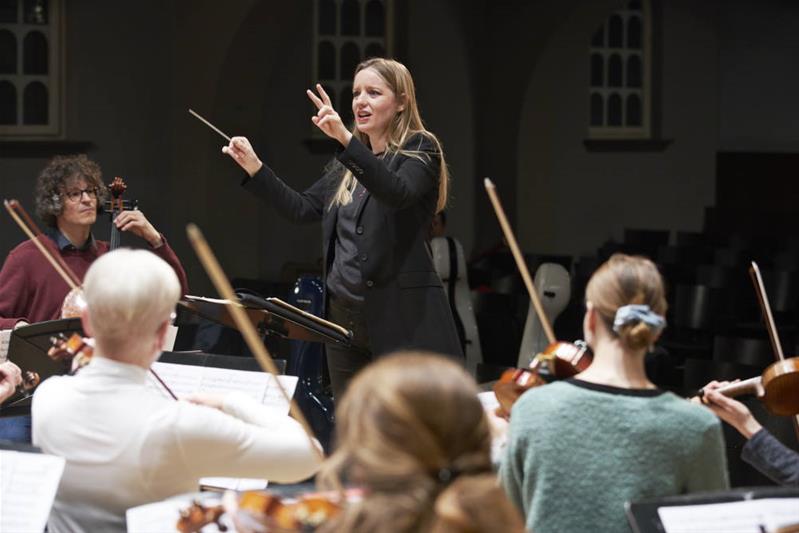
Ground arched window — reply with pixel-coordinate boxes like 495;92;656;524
318;41;335;80
0;29;16;73
590;54;603;87
318;0;335;35
23;80;47;124
312;0;391;139
587;0;652;139
0;80;16;124
627;55;642;87
608;15;623;48
607;94;622;126
626;94;642;126
341;0;360;36
340;41;359;79
0;0;18;24
608;54;622;87
590;93;603;126
0;0;62;135
23;30;47;74
365;0;384;37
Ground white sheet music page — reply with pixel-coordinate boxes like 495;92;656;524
146;362;298;491
657;498;799;533
147;362;298;413
0;450;65;532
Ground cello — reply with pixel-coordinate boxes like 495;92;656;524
483;179;591;418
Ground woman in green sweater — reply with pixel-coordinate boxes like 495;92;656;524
499;254;729;533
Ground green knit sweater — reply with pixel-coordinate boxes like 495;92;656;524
499;379;729;533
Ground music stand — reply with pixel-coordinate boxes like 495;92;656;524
2;318;83;416
178;294;352;346
626;486;799;533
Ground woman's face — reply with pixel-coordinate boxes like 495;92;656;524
351;67;403;146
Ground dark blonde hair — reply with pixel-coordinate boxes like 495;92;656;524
317;352;523;533
331;58;449;213
35;154;108;228
585;254;667;351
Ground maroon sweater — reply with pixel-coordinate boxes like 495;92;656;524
0;235;189;329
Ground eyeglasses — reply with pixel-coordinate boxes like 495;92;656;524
63;187;99;202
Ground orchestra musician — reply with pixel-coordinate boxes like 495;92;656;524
0;154;189;443
315;351;525;533
32;249;322;533
222;57;463;398
702;380;799;486
0;154;189;330
499;254;729;533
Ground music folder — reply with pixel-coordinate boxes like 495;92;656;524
178;294;352;346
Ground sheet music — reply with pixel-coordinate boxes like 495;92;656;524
658;498;799;533
199;477;268;492
127;493;231;533
0;450;65;533
147;362;298;413
145;362;298;493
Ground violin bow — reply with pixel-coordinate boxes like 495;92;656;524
749;261;799;442
483;178;556;344
3;199;178;401
4;200;81;289
186;223;324;460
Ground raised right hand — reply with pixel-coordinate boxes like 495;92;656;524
222;136;263;177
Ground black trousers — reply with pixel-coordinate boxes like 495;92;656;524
325;295;373;400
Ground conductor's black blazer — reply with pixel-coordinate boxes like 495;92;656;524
243;133;463;359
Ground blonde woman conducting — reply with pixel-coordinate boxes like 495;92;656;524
500;254;729;533
316;351;525;533
224;58;462;398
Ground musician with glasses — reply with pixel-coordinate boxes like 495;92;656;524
0;154;188;331
0;154;188;442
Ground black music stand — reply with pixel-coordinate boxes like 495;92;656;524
626;486;799;533
178;294;352;346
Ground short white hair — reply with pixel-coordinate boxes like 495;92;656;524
83;249;180;347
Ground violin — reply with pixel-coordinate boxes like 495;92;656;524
748;262;799;442
48;333;95;373
699;357;799;416
176;490;348;533
483;179;592;418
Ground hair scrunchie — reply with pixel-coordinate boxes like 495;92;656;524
612;304;666;334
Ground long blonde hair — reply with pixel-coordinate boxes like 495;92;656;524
317;352;524;533
330;58;449;213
